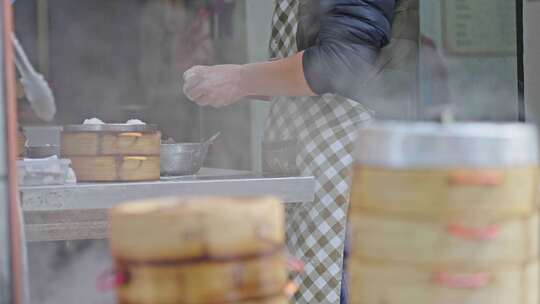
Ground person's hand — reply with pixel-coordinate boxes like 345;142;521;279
182;64;246;107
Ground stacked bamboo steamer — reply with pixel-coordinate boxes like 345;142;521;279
348;122;539;304
109;197;289;304
61;124;161;182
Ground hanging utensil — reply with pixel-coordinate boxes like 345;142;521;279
12;33;56;122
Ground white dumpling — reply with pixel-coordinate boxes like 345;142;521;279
83;118;105;125
126;119;146;125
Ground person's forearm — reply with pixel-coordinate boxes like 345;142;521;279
240;52;316;98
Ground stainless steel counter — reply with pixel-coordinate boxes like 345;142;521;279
20;168;315;241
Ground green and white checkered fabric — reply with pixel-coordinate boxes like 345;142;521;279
269;0;299;59
265;1;373;303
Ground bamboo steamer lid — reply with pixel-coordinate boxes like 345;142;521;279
349;213;538;267
354;122;538;169
116;253;287;304
109;197;285;261
349;260;538;304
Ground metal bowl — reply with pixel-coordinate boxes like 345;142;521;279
160;142;210;176
26;145;60;159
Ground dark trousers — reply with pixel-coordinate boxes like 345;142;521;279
340;233;349;304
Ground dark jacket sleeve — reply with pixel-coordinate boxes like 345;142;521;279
301;0;395;98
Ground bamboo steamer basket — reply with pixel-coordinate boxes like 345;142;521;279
109;197;285;260
61;124;160;156
70;156;160;182
61;131;160;156
349;213;538;267
350;122;539;219
350;166;538;220
116;253;287;304
109;197;287;304
349;260;538;304
62;125;161;181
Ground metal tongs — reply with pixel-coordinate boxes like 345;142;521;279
12;33;56;122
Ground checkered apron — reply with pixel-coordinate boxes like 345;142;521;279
264;1;372;303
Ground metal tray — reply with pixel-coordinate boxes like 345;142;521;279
63;124;158;133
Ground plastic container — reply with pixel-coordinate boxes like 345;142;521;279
17;159;71;186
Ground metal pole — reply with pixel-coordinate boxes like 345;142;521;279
1;0;25;303
0;0;13;298
0;0;12;301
